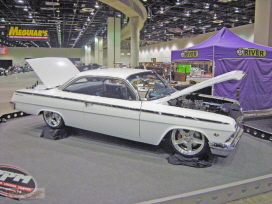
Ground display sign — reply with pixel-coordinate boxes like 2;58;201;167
0;46;8;55
237;48;266;57
8;26;49;41
0;165;37;199
181;50;199;58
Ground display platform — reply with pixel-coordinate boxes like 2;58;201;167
0;115;271;204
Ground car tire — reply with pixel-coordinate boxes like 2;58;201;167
43;111;65;129
169;129;208;158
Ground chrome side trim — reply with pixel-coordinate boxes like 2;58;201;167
15;91;230;125
141;109;229;124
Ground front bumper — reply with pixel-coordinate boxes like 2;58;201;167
209;123;244;157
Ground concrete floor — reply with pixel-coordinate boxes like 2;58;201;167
0;72;271;204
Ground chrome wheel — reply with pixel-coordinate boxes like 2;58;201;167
43;111;64;129
170;129;207;157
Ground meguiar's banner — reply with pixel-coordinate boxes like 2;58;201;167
8;26;49;41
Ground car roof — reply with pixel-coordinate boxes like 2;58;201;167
76;68;151;79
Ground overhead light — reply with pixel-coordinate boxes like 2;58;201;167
234;7;239;13
32;19;36;23
56;9;60;13
1;18;5;22
87;17;90;21
176;0;181;5
28;13;33;18
235;18;239;21
94;2;99;8
123;18;127;23
213;19;223;23
185;11;190;17
173;16;178;21
249;19;252;23
18;0;24;3
116;13;121;18
152;26;155;29
204;3;210;9
213;13;217;19
90;11;94;15
159;7;164;14
23;7;28;11
198;19;202;23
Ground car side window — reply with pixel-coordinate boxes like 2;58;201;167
96;78;136;100
63;77;105;95
63;77;136;100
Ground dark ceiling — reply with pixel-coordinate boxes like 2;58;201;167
0;0;255;49
140;0;255;46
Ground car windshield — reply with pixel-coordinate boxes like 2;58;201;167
127;72;176;100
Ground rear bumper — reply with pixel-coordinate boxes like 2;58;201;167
209;123;244;157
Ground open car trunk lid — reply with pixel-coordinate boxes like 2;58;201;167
26;57;80;89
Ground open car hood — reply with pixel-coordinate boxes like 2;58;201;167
26;57;80;88
156;70;246;103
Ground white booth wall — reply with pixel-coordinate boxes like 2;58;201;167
0;47;83;66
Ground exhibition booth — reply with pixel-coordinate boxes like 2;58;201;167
171;27;272;111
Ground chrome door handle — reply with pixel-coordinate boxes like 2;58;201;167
85;102;93;107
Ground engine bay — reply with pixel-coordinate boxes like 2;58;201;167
168;93;243;122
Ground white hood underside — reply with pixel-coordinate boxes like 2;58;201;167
156;70;246;103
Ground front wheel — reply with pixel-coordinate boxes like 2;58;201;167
169;129;208;157
43;111;65;129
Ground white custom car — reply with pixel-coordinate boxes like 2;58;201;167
11;57;246;158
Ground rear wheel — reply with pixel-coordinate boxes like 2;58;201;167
169;129;208;157
43;111;64;129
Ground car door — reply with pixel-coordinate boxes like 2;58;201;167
82;77;142;141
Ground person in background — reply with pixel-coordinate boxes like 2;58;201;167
138;63;146;69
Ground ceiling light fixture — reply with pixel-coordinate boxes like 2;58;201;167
87;17;90;21
204;3;210;9
213;13;217;19
95;2;99;8
185;11;190;17
249;19;252;23
159;7;164;14
176;0;181;5
234;7;239;13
